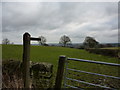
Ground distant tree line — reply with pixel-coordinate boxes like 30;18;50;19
2;35;100;49
3;35;116;49
37;35;99;49
2;35;104;49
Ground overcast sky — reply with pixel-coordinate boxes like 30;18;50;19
2;2;118;44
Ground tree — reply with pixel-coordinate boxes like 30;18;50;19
59;35;71;47
83;36;99;48
38;36;46;45
2;38;10;45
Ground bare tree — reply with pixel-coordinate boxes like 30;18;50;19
83;36;99;48
2;38;10;45
59;35;71;47
38;36;46;45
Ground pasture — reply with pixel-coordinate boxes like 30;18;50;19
2;44;120;88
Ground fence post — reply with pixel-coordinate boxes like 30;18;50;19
55;55;66;89
22;32;30;88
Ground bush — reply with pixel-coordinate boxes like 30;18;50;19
86;49;119;57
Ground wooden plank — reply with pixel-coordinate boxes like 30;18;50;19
30;37;41;41
22;32;30;88
54;55;66;90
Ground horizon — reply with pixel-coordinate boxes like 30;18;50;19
1;42;119;45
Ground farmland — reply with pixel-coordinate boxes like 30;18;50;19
2;44;120;88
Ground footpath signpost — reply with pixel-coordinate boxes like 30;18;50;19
22;32;41;88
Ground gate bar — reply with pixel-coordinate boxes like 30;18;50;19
68;58;120;66
67;68;120;79
65;77;112;89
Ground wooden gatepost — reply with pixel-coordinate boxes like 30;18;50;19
55;56;66;89
22;32;41;88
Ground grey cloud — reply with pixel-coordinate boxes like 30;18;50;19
2;2;118;43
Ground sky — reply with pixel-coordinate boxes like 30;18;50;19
1;2;118;44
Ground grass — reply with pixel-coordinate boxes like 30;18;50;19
2;45;119;71
2;44;120;88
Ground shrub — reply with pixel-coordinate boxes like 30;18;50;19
86;49;119;57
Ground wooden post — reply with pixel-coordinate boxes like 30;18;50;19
55;55;66;89
23;32;30;88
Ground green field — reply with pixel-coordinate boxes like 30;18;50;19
2;44;120;88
